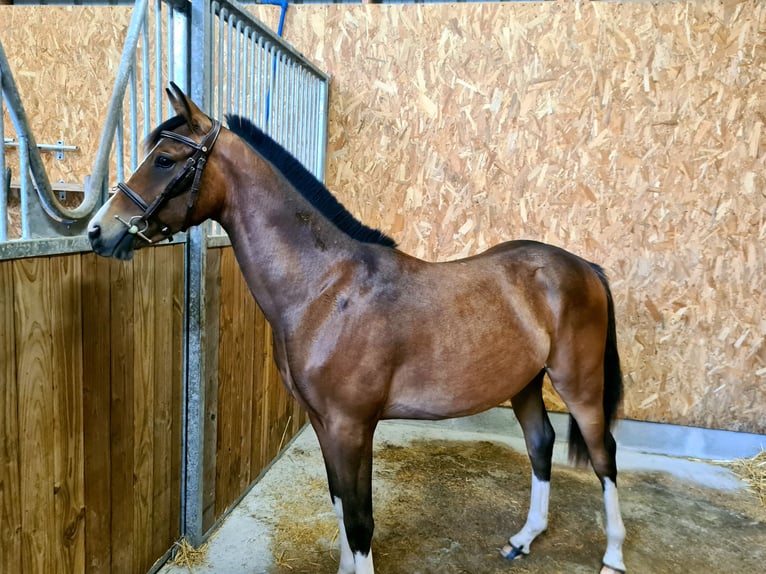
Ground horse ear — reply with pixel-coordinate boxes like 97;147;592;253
166;82;212;135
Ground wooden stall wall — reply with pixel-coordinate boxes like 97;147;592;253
1;245;184;574
201;246;306;531
249;0;766;434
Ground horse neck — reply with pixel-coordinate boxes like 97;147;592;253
215;150;357;327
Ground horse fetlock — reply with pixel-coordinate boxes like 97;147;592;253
353;550;374;574
508;522;546;554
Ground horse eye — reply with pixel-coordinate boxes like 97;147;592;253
155;155;174;169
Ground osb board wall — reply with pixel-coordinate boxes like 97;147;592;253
1;2;763;434
0;7;132;186
1;6;169;239
248;1;766;434
0;245;184;574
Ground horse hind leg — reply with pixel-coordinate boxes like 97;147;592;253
549;367;626;574
502;370;555;561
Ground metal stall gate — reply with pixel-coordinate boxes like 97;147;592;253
0;1;329;572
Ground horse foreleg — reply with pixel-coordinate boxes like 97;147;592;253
313;417;376;574
333;497;374;574
503;372;554;559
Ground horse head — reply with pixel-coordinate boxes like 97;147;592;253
88;83;224;259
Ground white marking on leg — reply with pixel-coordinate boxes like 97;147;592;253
507;475;550;554
333;498;355;574
353;550;374;574
601;478;626;572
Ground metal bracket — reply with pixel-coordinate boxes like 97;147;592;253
3;137;77;160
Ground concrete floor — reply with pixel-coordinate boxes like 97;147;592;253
160;409;765;574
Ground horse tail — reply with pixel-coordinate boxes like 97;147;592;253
568;263;624;467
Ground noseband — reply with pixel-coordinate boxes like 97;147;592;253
115;120;222;243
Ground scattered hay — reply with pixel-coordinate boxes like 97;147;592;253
171;537;208;570
724;449;766;506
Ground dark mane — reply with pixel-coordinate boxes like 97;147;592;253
225;114;397;248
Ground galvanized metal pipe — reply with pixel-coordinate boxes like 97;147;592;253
0;63;6;241
0;40;75;224
18;134;30;238
88;0;151;216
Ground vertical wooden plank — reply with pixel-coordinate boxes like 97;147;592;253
215;248;241;517
0;260;21;574
81;252;113;574
249;304;267;478
152;246;173;561
259;320;276;472
14;257;56;573
132;249;155;574
168;244;184;544
202;247;221;533
108;258;134;574
237;259;255;493
49;255;85;574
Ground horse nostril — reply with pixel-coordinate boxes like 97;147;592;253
88;224;101;240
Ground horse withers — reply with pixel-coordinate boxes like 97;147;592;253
88;83;627;574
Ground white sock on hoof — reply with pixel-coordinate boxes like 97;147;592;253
354;550;374;574
333;498;355;574
601;478;626;572
509;475;550;553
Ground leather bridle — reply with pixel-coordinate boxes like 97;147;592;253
114;120;222;243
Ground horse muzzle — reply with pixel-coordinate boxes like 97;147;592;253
88;221;136;260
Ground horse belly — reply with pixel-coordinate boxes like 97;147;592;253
383;327;548;420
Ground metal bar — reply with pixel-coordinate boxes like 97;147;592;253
292;61;300;158
184;0;212;547
217;6;225;119
275;50;283;143
301;68;310;169
234;19;241;115
130;59;139;172
168;5;175;117
243;26;251;119
255;36;264;127
155;0;163;125
309;76;318;176
88;0;151;216
0;64;6;242
0;40;73;224
249;30;257;120
210;0;328;83
317;75;329;183
117;103;126;184
2;141;78;152
142;7;151;140
18;134;30;239
172;5;190;89
226;11;233;117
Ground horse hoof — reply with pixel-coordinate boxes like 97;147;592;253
500;543;525;561
600;565;626;574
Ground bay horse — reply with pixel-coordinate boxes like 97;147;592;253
88;83;627;574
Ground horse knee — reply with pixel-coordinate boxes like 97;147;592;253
526;422;555;480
